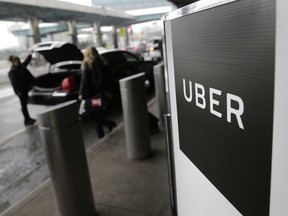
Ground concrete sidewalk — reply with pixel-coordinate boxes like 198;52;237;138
1;105;172;216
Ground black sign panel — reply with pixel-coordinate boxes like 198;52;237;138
171;0;275;215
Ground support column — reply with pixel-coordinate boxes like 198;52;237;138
47;34;54;41
28;16;41;45
67;20;78;45
92;21;103;47
125;26;129;47
112;26;118;48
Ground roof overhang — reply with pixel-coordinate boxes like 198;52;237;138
0;0;136;26
168;0;199;8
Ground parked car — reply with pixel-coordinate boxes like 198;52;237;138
143;37;163;62
125;41;147;59
28;41;157;105
81;46;107;54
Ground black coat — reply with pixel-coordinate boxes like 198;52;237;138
8;55;36;94
79;60;104;99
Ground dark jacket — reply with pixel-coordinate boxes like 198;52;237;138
8;55;36;94
79;59;104;99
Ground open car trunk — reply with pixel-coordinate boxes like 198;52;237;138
34;71;81;89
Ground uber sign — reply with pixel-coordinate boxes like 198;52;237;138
170;0;275;215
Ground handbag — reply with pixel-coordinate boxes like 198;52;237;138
85;93;107;113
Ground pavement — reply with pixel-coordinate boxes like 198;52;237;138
0;61;9;85
0;100;172;216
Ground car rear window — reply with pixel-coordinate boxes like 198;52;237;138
101;51;140;65
122;52;139;62
101;52;126;65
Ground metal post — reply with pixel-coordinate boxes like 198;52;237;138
125;26;129;48
164;114;177;216
92;21;103;47
112;26;118;48
28;16;41;44
67;20;78;45
153;62;167;126
37;101;96;216
120;73;151;160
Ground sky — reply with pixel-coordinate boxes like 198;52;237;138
0;22;20;49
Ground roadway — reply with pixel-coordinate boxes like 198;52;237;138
0;84;123;213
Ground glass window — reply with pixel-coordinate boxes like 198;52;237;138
122;52;139;63
101;52;126;65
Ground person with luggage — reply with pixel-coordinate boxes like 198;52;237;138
8;54;36;126
78;46;116;138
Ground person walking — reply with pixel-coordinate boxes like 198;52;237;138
8;54;36;126
78;46;116;138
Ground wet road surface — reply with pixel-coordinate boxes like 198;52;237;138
0;84;123;214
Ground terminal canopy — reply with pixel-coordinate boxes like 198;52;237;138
0;0;136;26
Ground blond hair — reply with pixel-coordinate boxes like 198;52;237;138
81;46;101;70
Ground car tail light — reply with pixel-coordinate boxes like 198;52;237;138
62;76;76;92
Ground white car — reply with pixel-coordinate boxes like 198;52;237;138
145;37;162;62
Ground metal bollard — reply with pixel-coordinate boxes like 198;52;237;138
37;101;96;216
120;73;151;160
153;62;168;126
164;114;177;216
